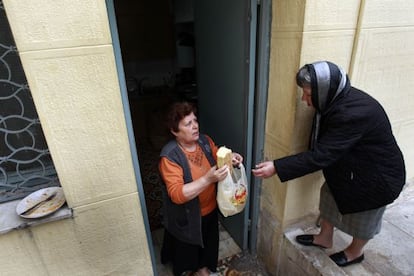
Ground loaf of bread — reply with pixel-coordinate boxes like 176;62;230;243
217;146;232;168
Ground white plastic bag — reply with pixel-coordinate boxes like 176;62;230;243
217;163;248;217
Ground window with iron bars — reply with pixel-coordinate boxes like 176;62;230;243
0;2;59;203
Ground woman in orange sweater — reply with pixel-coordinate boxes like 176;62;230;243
159;101;242;276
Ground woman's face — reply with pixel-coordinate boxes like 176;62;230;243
301;85;313;107
172;112;199;144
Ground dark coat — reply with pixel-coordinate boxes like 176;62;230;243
275;86;406;214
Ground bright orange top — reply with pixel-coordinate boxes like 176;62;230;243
159;136;218;216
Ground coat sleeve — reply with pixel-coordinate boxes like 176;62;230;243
275;106;372;182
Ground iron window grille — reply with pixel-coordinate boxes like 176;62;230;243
0;2;59;203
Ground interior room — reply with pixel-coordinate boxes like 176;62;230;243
114;0;197;232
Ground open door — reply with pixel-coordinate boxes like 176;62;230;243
194;0;257;250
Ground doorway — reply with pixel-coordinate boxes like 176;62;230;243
107;0;270;272
113;0;198;233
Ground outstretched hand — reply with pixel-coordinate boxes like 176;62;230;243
252;161;276;179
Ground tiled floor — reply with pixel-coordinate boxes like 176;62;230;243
151;223;242;275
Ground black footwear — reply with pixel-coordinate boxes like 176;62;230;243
329;251;364;267
295;234;327;248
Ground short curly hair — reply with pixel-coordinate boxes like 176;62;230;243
166;101;197;132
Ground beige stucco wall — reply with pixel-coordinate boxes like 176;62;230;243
351;0;414;179
2;0;153;275
259;0;414;273
2;0;413;275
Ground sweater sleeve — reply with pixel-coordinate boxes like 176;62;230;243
159;156;188;204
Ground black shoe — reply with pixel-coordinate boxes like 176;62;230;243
295;234;327;249
329;251;364;267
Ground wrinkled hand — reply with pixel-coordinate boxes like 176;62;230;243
252;161;276;179
232;152;243;167
205;165;228;183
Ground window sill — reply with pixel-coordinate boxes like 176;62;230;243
0;199;72;235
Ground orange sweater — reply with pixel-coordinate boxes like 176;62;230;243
159;136;218;216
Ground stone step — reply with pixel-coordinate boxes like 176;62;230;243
282;179;414;276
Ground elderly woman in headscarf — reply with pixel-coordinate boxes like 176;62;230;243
252;61;405;267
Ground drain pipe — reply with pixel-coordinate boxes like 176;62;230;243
348;0;366;79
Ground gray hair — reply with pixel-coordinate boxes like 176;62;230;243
296;66;311;87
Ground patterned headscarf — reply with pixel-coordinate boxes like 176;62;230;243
302;61;348;148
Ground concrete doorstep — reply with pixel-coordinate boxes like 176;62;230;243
282;179;414;276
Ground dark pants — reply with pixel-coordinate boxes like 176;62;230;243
161;208;219;276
